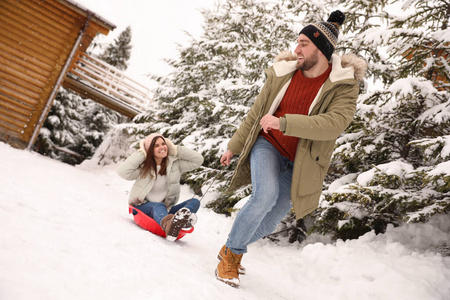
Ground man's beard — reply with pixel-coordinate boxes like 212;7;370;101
296;49;320;71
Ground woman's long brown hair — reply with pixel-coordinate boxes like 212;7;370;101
140;136;168;179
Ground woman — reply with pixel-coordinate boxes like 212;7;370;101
117;133;204;241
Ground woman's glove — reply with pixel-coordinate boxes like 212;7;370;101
138;139;147;157
164;138;177;156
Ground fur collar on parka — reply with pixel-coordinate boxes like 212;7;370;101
272;50;367;83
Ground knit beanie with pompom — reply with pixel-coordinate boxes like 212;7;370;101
299;10;346;61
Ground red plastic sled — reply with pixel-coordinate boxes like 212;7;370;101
129;206;194;240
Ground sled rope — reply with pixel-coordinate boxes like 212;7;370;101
198;169;221;202
187;168;222;210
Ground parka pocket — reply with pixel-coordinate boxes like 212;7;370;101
296;143;332;196
310;146;330;168
297;155;325;196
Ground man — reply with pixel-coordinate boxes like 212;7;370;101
215;10;367;287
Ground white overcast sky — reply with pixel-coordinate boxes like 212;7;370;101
76;0;217;87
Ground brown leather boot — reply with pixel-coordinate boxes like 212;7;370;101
215;246;243;287
218;245;246;275
161;214;174;236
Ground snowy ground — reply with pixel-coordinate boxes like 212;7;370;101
1;142;449;300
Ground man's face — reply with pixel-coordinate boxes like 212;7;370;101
294;34;320;71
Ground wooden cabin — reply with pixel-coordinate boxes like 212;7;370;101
0;0;150;150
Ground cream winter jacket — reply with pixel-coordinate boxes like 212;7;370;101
117;140;204;210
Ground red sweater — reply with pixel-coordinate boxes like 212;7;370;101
260;66;331;161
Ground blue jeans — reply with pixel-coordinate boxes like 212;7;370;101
133;198;200;226
226;137;293;254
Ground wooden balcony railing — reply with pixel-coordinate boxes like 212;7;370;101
67;51;151;113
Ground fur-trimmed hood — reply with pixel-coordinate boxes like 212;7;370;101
273;50;367;83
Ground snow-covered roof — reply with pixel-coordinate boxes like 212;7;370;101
57;0;116;31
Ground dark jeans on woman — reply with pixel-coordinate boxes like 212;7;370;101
133;198;200;226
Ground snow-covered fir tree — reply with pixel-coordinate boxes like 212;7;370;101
97;26;132;71
36;89;86;164
124;0;305;208
310;0;450;241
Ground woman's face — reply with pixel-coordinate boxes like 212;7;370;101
152;137;168;162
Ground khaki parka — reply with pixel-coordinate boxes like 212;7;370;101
227;52;367;219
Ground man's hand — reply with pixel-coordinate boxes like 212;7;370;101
220;150;234;166
260;114;280;133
